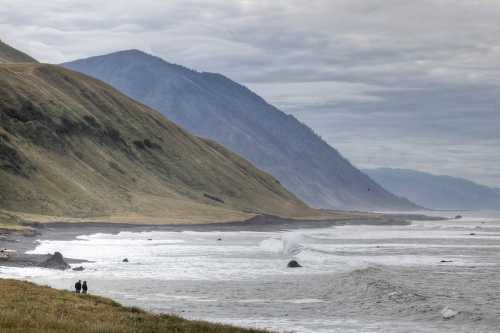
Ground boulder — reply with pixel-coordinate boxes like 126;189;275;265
39;252;70;270
287;260;302;268
72;266;85;271
122;258;129;262
441;306;458;319
455;215;462;219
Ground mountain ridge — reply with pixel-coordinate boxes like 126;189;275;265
63;49;419;211
364;168;500;210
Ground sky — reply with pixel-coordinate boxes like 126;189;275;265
1;0;499;187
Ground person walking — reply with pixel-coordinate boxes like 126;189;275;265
82;281;88;294
75;280;82;294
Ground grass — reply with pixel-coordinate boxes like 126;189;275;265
0;211;30;233
0;279;270;333
0;62;311;222
0;43;381;230
0;40;37;64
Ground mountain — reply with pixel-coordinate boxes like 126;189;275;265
364;168;500;210
0;56;313;223
0;40;37;64
63;50;418;211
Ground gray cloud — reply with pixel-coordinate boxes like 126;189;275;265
1;0;499;186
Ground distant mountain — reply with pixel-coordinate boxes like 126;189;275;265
0;40;37;63
63;50;418;211
0;42;311;223
364;168;500;210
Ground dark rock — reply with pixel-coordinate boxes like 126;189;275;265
440;260;453;263
287;260;302;268
39;252;70;270
204;193;225;204
122;258;129;262
147;238;152;241
455;215;462;219
469;233;476;236
217;238;222;241
72;266;85;271
441;307;458;319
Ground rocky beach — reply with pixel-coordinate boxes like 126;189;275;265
2;211;499;333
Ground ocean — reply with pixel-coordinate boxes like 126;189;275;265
1;211;500;332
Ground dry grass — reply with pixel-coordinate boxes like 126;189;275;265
1;207;382;228
0;63;311;222
0;279;270;333
0;211;30;232
0;40;37;64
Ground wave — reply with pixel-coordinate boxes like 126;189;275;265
259;232;305;256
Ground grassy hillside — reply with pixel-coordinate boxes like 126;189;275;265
63;50;419;211
0;279;268;333
0;63;312;224
0;40;37;64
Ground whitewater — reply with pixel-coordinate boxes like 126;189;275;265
1;211;500;333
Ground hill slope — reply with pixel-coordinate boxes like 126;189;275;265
0;62;311;222
63;50;418;211
0;40;37;63
0;279;266;333
364;168;500;210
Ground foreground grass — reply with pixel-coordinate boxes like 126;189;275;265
0;279;269;333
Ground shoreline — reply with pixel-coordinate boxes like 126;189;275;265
0;212;445;270
1;211;497;333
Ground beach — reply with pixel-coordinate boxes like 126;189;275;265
1;211;499;332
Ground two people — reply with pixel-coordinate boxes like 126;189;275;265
74;280;88;294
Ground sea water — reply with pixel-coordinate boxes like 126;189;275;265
1;211;500;333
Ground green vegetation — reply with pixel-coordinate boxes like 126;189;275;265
0;279;269;333
0;211;29;232
0;40;37;64
0;62;315;225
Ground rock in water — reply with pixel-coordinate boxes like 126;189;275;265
39;252;69;270
72;266;85;271
122;258;129;262
441;307;458;319
455;215;462;219
287;260;302;268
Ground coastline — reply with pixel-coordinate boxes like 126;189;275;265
0;212;445;270
3;211;489;333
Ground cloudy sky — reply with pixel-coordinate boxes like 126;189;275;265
1;0;499;187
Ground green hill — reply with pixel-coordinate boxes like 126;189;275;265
0;62;312;224
0;279;267;333
0;40;37;64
